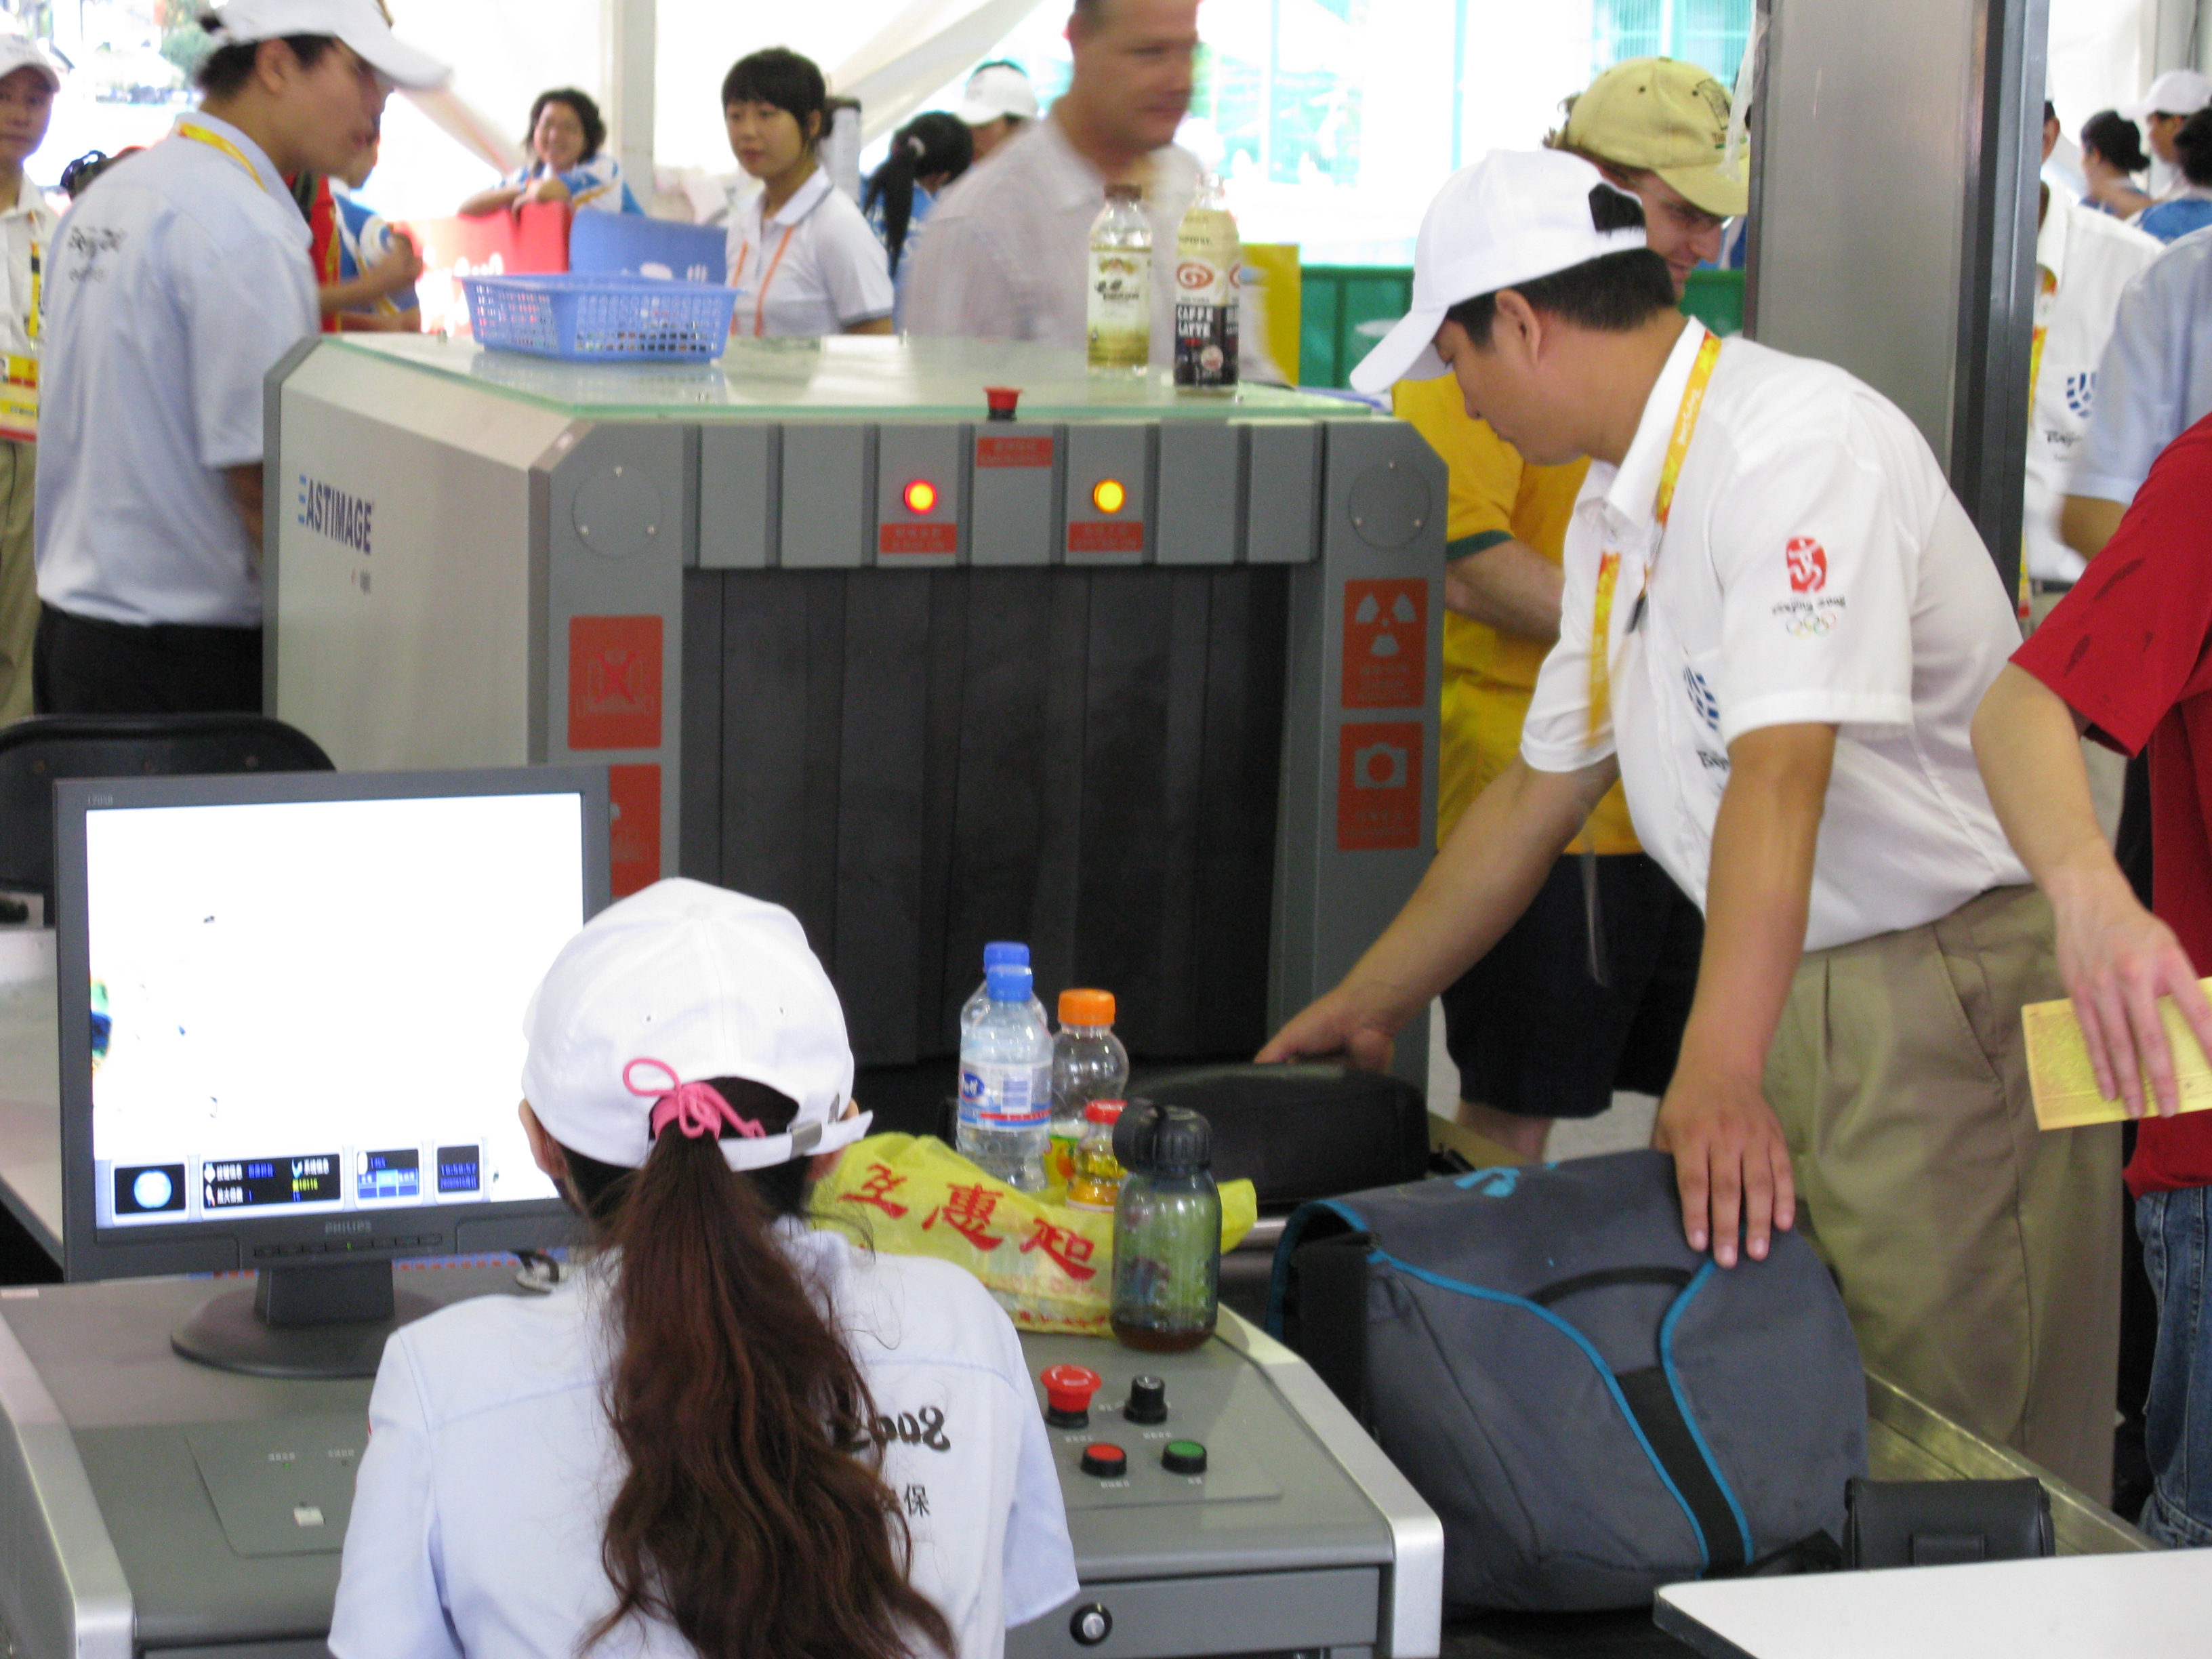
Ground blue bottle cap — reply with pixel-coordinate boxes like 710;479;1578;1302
985;963;1033;1002
983;941;1029;968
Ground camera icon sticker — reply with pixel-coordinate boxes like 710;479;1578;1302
1338;722;1422;850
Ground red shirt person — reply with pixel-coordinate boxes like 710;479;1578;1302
1974;409;2212;1546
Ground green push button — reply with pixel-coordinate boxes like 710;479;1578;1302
1162;1439;1208;1476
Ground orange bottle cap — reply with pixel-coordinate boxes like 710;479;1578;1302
1059;987;1115;1025
1084;1098;1126;1124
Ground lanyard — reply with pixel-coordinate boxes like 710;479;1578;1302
731;220;800;337
1587;329;1723;745
176;122;268;192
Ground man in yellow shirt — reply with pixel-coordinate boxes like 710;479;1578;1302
1403;58;1746;1158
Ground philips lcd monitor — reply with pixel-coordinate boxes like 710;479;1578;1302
52;767;611;1378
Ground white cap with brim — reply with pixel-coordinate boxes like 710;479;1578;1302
1349;148;1647;396
520;878;869;1174
203;0;448;90
955;62;1040;126
2122;68;2212;121
0;37;62;92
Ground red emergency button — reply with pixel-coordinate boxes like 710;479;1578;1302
1042;1362;1103;1428
1079;1443;1128;1479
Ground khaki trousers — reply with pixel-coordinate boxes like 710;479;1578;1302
1765;884;2121;1499
0;439;33;724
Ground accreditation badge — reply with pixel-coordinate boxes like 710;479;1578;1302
0;354;36;443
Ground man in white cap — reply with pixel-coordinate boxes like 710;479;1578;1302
1385;58;1744;1168
2123;67;2212;194
32;0;444;714
903;0;1199;362
0;35;59;726
955;60;1040;166
1263;148;2121;1497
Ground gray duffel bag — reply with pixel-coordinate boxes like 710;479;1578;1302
1269;1147;1867;1611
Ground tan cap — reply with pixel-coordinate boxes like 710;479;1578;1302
1559;57;1748;219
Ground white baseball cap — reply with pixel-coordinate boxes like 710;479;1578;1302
1350;148;1647;394
520;878;869;1174
203;0;447;90
956;62;1040;126
2123;68;2212;121
0;37;61;93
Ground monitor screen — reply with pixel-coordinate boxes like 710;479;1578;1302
54;768;610;1289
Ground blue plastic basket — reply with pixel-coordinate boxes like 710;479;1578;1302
462;273;737;361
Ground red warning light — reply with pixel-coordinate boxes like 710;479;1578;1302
1092;478;1128;514
903;479;938;515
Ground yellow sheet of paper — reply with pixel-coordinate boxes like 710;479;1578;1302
2022;979;2212;1128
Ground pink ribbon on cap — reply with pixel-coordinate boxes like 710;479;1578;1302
625;1058;767;1145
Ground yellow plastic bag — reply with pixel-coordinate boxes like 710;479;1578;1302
812;1132;1257;1334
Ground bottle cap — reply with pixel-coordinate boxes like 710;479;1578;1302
1059;987;1115;1025
983;941;1029;968
1084;1097;1126;1125
1105;180;1143;201
1146;1106;1212;1174
985;963;1033;1002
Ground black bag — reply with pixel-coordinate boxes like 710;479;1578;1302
1270;1148;1868;1612
1138;1062;1431;1207
1842;1478;2053;1568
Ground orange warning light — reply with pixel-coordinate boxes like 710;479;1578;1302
1092;478;1128;514
902;479;938;514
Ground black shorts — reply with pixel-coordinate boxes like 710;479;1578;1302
1439;851;1702;1120
35;602;262;716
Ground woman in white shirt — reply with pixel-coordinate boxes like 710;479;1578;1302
459;87;642;218
330;878;1078;1659
722;49;895;337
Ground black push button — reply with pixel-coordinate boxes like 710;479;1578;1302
1162;1439;1208;1475
1123;1374;1168;1424
1079;1443;1128;1479
1070;1603;1113;1646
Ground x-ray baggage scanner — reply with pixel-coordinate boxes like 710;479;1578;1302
265;336;1445;1085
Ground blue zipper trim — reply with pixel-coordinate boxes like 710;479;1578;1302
1658;1261;1755;1565
1264;1197;1369;1336
1374;1248;1711;1575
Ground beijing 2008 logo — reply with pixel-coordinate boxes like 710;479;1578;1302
1785;536;1827;594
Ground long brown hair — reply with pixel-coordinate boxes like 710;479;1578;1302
563;1079;955;1659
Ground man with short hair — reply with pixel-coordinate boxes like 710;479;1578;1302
903;0;1199;363
1263;148;2121;1497
954;60;1039;166
1392;57;1744;1163
0;36;60;725
32;0;443;715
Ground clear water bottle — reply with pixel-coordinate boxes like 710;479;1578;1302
956;964;1052;1191
1110;1101;1221;1353
1087;181;1151;377
960;941;1031;1033
1048;989;1129;1195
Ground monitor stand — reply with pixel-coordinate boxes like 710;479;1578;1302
171;1261;438;1380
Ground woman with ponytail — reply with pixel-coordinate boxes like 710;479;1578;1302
864;112;975;281
330;878;1077;1659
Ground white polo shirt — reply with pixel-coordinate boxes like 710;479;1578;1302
329;1227;1078;1659
2070;228;2212;506
34;113;316;628
724;167;893;339
1521;322;2029;951
901;117;1198;365
2023;194;2163;582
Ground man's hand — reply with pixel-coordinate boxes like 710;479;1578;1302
2049;866;2212;1118
1256;983;1401;1072
1651;1064;1797;1268
365;230;423;297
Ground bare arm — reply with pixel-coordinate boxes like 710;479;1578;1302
1446;536;1565;643
1973;664;2212;1115
457;184;524;218
1651;723;1832;1267
317;231;424;318
2060;494;2127;560
225;465;264;565
1258;754;1616;1069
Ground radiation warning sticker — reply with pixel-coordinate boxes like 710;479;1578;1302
1342;579;1426;708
